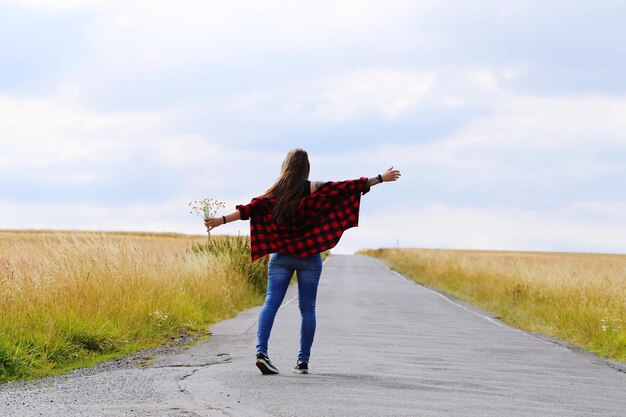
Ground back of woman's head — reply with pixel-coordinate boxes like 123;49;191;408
265;148;310;223
279;148;310;181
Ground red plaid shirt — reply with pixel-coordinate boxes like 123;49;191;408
236;177;371;261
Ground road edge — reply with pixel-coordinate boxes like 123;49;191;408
369;255;626;374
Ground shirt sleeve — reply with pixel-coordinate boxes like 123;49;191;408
318;177;370;197
235;203;251;220
235;198;257;220
359;176;371;195
235;197;265;220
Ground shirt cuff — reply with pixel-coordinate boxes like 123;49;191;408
236;204;250;220
360;176;371;195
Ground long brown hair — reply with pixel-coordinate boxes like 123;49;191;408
264;148;310;223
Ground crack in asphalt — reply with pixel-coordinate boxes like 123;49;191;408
174;370;237;417
176;369;198;394
205;406;235;417
153;353;233;369
166;407;202;416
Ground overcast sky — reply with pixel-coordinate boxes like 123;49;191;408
1;1;625;254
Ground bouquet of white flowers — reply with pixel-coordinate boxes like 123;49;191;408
188;198;226;239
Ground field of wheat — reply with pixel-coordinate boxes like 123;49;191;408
361;248;626;362
0;230;267;382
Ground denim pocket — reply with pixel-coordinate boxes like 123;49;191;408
300;253;322;270
269;252;292;268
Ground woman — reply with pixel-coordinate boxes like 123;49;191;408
204;148;401;375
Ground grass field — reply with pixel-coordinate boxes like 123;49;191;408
361;248;626;362
0;230;268;383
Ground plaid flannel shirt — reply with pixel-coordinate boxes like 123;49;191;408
236;177;371;261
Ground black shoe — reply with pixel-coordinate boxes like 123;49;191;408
256;353;279;375
293;361;308;374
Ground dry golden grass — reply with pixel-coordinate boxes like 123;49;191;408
0;230;265;382
361;248;626;362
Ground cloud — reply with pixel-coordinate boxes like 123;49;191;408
3;74;625;227
307;89;626;215
226;68;436;123
4;0;626;102
339;202;626;254
57;0;419;85
0;89;290;208
2;1;626;253
0;195;255;238
0;91;155;172
1;0;109;12
0;199;202;234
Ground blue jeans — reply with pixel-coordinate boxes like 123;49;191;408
256;252;323;364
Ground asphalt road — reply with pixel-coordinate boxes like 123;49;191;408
1;255;625;417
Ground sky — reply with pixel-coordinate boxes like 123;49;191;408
1;0;625;254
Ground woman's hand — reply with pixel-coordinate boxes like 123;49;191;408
204;217;224;233
381;166;401;182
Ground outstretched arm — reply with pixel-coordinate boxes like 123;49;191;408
204;210;241;233
368;166;401;187
312;166;401;195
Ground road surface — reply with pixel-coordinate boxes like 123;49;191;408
1;255;625;416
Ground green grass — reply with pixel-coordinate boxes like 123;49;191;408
0;232;267;383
